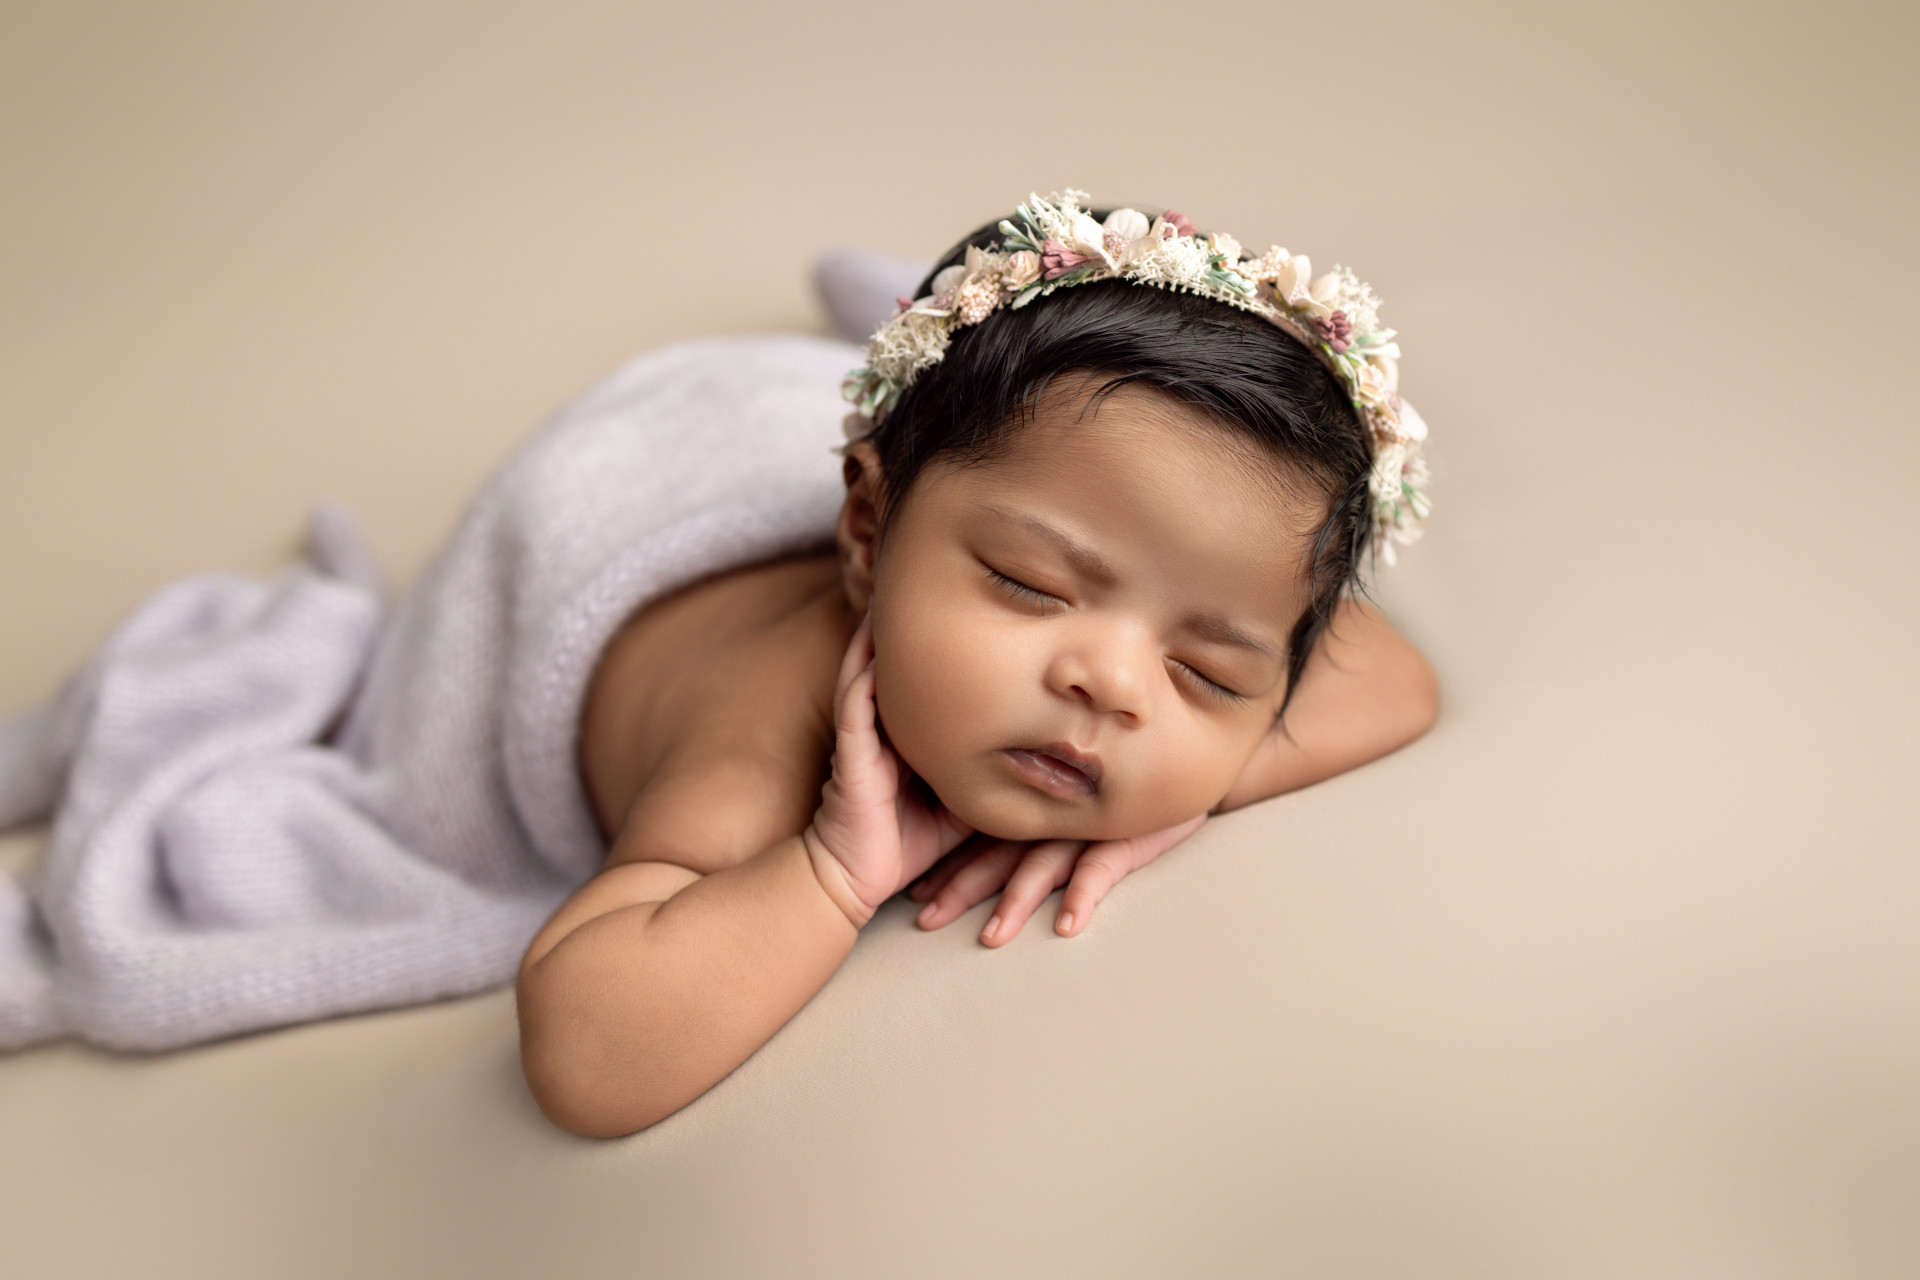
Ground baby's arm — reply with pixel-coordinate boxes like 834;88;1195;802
517;615;970;1138
516;836;860;1137
1214;597;1439;810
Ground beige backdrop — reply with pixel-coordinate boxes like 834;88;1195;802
2;2;1916;1277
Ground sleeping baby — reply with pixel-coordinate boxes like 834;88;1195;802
515;193;1439;1135
0;193;1436;1134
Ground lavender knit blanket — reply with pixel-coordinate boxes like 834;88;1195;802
0;334;864;1050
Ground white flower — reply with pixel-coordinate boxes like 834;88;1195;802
1103;208;1150;243
1368;440;1407;502
963;244;1000;275
1307;271;1345;320
1021;191;1083;243
1068;211;1112;265
1354;360;1392;406
1136;235;1212;286
868;309;954;384
1365;353;1399;395
930;264;968;298
1208;232;1242;265
1397;398;1428;442
955;273;1001;325
1270;253;1314;309
1310;265;1382;333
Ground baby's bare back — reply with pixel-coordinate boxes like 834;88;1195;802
577;551;855;875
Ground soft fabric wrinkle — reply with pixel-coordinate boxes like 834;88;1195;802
0;335;858;1050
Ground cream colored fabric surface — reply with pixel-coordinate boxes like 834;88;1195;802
2;2;1915;1276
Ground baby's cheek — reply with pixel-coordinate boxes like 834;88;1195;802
870;604;1001;776
1120;726;1246;827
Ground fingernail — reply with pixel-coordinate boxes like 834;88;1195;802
1057;912;1074;935
917;903;936;926
982;915;1000;941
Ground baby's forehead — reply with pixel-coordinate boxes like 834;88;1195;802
969;392;1326;533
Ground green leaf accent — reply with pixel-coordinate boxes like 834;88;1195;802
997;219;1040;253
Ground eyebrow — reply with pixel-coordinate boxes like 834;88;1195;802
979;503;1119;588
977;503;1283;662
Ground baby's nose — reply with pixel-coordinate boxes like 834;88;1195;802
1050;635;1151;720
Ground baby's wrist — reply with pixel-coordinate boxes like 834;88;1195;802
799;826;873;929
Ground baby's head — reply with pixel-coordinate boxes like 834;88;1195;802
833;197;1422;842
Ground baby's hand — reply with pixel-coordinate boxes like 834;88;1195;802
908;815;1206;947
804;613;975;927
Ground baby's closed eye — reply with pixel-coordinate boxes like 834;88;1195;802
984;566;1062;611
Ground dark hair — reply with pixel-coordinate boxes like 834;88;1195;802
868;214;1375;714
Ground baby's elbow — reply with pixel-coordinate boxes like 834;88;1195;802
521;1045;627;1138
517;977;670;1139
1398;649;1441;746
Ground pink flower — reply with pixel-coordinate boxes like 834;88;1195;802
1041;238;1098;280
1002;250;1042;289
1314;310;1353;353
1161;210;1198;238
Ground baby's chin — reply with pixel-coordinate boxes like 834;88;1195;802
928;776;1183;845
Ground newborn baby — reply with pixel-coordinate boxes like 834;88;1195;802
517;199;1440;1137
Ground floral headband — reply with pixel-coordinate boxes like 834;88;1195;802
842;190;1431;563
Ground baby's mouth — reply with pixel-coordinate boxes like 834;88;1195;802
1001;744;1102;800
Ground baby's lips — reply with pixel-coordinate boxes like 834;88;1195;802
1027;741;1102;785
1002;746;1100;800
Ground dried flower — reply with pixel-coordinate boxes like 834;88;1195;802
1103;208;1150;243
1003;250;1041;289
1354;357;1392;404
1314;310;1354;353
847;188;1427;567
1041;238;1098;280
1068;212;1109;260
930;264;968;298
955;274;1000;325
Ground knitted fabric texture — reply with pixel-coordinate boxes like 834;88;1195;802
0;336;855;1050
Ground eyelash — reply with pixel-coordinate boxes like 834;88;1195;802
985;568;1248;706
985;567;1058;607
1176;661;1247;705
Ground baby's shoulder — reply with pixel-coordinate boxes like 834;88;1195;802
581;553;849;874
606;740;819;873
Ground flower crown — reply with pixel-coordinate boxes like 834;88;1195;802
842;190;1431;563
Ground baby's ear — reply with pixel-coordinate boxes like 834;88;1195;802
836;442;885;612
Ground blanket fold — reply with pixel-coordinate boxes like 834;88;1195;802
0;334;859;1049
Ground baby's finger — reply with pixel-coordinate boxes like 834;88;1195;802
979;840;1082;948
894;787;976;890
910;838;983;902
1112;813;1208;870
1055;844;1130;937
830;662;887;779
915;839;1024;930
832;612;876;708
1054;816;1203;937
